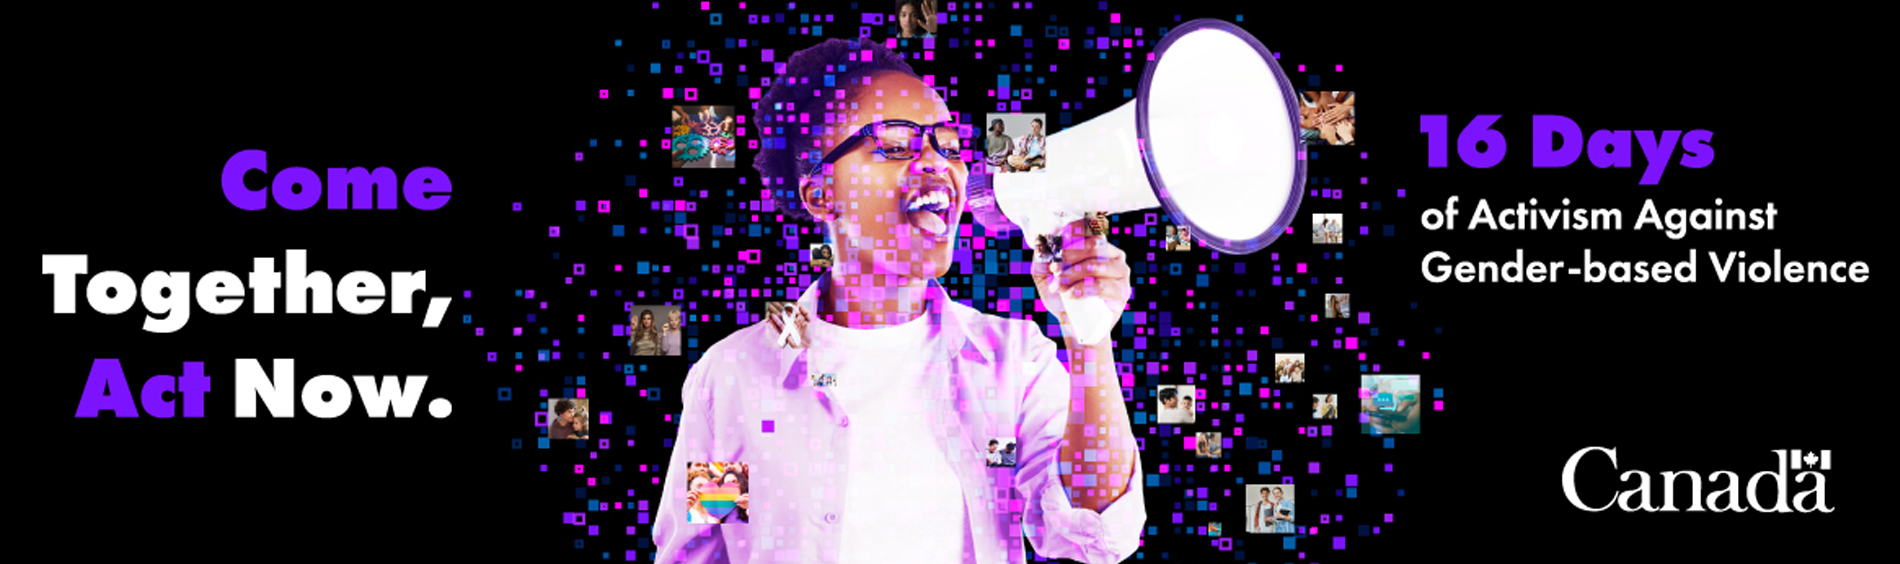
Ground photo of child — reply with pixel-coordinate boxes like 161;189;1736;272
547;398;589;440
1157;385;1197;424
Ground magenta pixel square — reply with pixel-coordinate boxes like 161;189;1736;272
762;420;775;433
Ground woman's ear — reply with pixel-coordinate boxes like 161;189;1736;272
798;176;832;221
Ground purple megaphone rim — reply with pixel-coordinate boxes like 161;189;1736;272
1136;18;1306;256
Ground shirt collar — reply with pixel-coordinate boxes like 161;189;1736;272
786;272;996;366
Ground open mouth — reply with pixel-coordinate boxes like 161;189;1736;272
903;183;956;237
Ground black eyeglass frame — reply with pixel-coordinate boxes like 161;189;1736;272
803;119;966;180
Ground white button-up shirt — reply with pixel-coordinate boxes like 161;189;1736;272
653;277;1146;563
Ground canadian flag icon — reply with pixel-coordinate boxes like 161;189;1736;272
1789;450;1832;470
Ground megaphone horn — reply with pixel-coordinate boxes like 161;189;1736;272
967;19;1306;345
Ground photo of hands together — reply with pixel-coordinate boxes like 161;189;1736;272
1299;91;1356;146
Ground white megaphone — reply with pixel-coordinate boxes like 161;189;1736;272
966;19;1305;346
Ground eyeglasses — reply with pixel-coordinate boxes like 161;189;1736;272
806;119;966;179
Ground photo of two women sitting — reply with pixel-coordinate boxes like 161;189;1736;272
983;113;1047;173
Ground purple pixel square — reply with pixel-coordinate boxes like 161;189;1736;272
1346;474;1359;487
1308;462;1320;473
762;420;775;433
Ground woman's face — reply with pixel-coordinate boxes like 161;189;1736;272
899;4;918;34
668;310;682;325
1029;120;1042;136
804;71;967;282
689;476;711;498
640;312;654;328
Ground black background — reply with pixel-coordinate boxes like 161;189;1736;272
20;7;1882;562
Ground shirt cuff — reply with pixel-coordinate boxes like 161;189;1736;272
1036;454;1146;564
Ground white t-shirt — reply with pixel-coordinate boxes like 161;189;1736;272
809;311;968;564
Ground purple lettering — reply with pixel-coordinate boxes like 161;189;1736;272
76;359;138;417
181;362;211;417
1587;130;1632;168
1635;130;1683;185
402;167;453;210
224;150;449;210
1531;115;1581;167
272;166;324;210
141;374;176;418
1679;129;1715;168
222;150;268;210
326;167;401;209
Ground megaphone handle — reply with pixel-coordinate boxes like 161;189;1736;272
1035;229;1121;347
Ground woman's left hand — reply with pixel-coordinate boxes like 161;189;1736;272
920;0;938;33
1029;219;1131;338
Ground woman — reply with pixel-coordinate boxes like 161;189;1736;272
684;469;721;524
655;37;1142;564
811;243;834;269
1315;395;1337;419
1007;118;1047;171
896;0;937;38
1163;225;1177;249
631;309;663;356
1267;487;1296;533
660;309;684;356
984;119;1012;170
721;469;751;523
